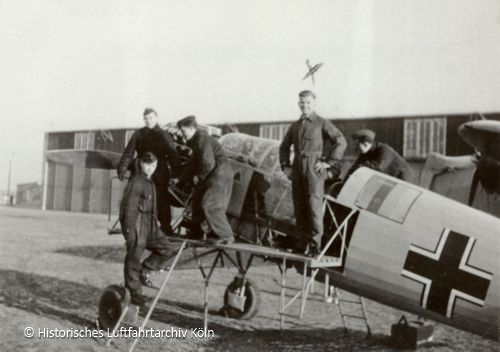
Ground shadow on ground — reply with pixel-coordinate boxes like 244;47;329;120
202;328;450;351
0;269;418;351
0;269;98;328
0;269;249;332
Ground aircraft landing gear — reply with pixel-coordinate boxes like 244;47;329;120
222;276;260;320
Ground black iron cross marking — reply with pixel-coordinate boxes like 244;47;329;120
402;228;492;318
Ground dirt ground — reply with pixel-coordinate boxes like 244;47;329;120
0;206;498;352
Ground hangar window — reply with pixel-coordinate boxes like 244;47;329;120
260;123;290;141
74;131;95;150
403;117;446;159
355;175;421;223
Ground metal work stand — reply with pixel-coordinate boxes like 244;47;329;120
105;185;367;350
105;240;188;352
191;246;255;330
276;207;358;329
334;287;371;337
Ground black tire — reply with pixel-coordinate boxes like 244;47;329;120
223;277;260;320
98;284;130;330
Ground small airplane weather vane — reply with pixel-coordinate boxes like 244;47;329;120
302;59;323;85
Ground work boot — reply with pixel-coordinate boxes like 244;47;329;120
160;225;173;237
140;270;155;288
274;235;295;251
304;242;320;258
185;224;204;240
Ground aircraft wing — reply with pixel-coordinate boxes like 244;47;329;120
46;149;122;169
458;120;500;154
420;152;477;205
420;153;476;189
420;152;500;217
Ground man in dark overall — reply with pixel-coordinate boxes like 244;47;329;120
279;91;347;256
119;152;175;306
346;129;415;182
176;115;235;245
117;108;179;234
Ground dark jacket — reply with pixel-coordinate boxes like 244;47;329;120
180;130;227;183
117;125;178;177
119;173;158;235
279;112;347;170
347;142;414;181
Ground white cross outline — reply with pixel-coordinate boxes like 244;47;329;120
401;228;492;318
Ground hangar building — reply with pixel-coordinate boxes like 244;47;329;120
41;112;500;213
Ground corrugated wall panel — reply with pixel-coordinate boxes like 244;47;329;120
71;165;92;212
81;168;91;212
88;169;111;213
70;165;85;212
53;163;73;211
45;162;56;210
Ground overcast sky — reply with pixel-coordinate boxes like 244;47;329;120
0;0;499;191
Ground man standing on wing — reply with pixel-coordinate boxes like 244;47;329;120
279;91;347;256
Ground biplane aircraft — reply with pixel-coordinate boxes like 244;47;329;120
47;123;500;350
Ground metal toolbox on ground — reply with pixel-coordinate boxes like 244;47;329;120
390;315;434;349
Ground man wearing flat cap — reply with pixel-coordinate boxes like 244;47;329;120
117;108;179;235
279;90;347;256
346;129;414;182
176;115;235;245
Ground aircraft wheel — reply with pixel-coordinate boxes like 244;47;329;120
98;284;130;330
223;277;260;320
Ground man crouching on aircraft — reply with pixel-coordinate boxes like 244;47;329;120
120;152;176;307
346;129;415;182
176;115;235;245
279;90;347;257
